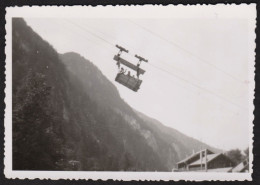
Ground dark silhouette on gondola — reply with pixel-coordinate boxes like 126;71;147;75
119;67;126;74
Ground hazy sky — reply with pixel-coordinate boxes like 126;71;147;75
22;5;255;151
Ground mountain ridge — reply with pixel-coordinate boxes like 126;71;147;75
59;51;220;169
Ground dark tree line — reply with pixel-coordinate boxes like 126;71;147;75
225;147;249;166
13;70;64;170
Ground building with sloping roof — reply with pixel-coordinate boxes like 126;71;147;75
176;149;234;172
176;149;213;171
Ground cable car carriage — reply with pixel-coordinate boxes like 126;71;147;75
113;45;148;92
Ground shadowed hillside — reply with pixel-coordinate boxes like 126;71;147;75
12;18;218;171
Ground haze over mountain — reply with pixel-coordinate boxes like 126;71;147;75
12;18;218;171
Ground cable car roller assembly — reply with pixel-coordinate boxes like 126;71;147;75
113;45;148;92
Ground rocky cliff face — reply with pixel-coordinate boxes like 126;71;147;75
12;18;218;171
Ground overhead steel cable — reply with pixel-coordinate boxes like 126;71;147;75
79;21;203;83
148;62;245;109
58;21;203;99
66;19;114;47
127;19;244;84
63;20;246;109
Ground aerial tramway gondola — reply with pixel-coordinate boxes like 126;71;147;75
113;45;148;92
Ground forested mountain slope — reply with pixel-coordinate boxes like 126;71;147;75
12;18;218;171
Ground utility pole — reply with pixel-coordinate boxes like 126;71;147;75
205;149;208;172
200;150;203;170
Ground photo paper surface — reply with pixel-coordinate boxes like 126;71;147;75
4;4;256;181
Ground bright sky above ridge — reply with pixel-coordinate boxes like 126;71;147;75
23;5;255;151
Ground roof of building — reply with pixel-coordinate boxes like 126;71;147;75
232;158;249;172
177;149;214;164
189;153;221;166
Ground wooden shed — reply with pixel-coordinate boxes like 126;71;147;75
176;149;234;172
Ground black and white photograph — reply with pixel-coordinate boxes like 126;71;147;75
4;4;255;181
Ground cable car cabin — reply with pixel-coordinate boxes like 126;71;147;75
113;45;148;92
115;73;142;92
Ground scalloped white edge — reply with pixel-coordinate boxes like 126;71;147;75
4;4;256;181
